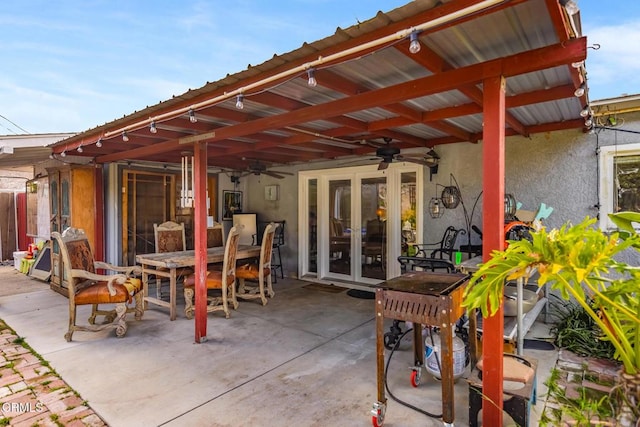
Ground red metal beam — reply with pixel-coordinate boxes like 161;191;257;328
481;74;506;426
194;142;209;343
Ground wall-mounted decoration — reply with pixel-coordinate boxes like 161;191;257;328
223;191;242;220
264;184;279;201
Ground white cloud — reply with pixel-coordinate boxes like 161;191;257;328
585;20;640;99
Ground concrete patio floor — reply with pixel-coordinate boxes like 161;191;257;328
0;265;558;426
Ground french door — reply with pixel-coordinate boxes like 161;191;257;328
299;163;422;284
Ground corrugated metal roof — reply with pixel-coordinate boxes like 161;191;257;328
50;0;589;173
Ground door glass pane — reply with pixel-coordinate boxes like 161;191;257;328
401;172;417;255
361;177;387;280
308;179;317;273
329;179;351;275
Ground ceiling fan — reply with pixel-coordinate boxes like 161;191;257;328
373;138;440;171
240;159;294;179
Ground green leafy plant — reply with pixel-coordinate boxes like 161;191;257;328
462;213;640;375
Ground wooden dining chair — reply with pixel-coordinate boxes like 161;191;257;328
52;227;144;341
235;222;277;305
153;221;187;299
183;226;241;319
206;223;225;248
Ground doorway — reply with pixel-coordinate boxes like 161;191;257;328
299;163;422;284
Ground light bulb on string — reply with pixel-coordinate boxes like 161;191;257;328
189;109;197;123
150;121;157;133
96;138;103;148
409;31;421;54
307;68;317;87
77;145;83;153
122;131;129;142
235;94;244;110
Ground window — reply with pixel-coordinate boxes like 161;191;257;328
599;142;640;230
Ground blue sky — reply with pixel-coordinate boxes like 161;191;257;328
0;0;638;135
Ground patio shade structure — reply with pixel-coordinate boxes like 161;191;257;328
49;0;589;424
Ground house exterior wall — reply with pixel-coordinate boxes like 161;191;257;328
239;114;640;278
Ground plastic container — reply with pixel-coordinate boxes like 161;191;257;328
13;251;28;271
425;329;466;381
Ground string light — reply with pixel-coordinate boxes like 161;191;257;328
96;138;103;148
580;105;590;117
574;82;586;97
60;151;66;157
235;94;244;110
307;68;317;87
571;60;584;69
122;131;129;142
77;145;83;153
150;121;157;133
409;31;421;54
189;109;197;123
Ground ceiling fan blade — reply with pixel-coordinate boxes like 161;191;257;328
397;156;436;167
269;170;294;176
262;171;286;179
378;161;390;170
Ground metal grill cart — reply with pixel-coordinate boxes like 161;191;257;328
371;271;469;427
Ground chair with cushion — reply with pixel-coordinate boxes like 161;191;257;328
467;353;538;427
183;226;241;319
412;226;465;262
236;222;277;305
153;221;187;299
52;227;144;342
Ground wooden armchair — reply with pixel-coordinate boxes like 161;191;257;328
363;219;386;271
183;226;241;319
52;227;143;342
153;221;187;299
236;222;277;305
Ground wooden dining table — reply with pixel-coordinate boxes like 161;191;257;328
135;245;261;320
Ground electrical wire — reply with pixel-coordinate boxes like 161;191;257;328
0;114;30;134
383;327;443;419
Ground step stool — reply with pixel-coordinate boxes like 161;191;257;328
468;353;537;427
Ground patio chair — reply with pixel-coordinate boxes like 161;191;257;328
153;221;188;299
412;226;465;262
235;222;277;305
363;219;386;272
52;227;143;342
183;225;241;319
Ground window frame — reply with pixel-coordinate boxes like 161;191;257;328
599;142;640;230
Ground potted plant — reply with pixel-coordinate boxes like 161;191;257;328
462;212;640;425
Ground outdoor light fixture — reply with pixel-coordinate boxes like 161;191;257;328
60;151;66;158
441;185;461;209
150;121;157;133
307;68;317;87
409;31;421;54
571;60;584;69
580;105;590;117
560;0;579;15
574;82;586;97
584;116;593;128
122;131;129;142
429;197;444;218
96;138;103;148
235;94;244;110
77;145;83;153
189;109;197;123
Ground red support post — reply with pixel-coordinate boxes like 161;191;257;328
193;143;209;343
481;74;506;425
